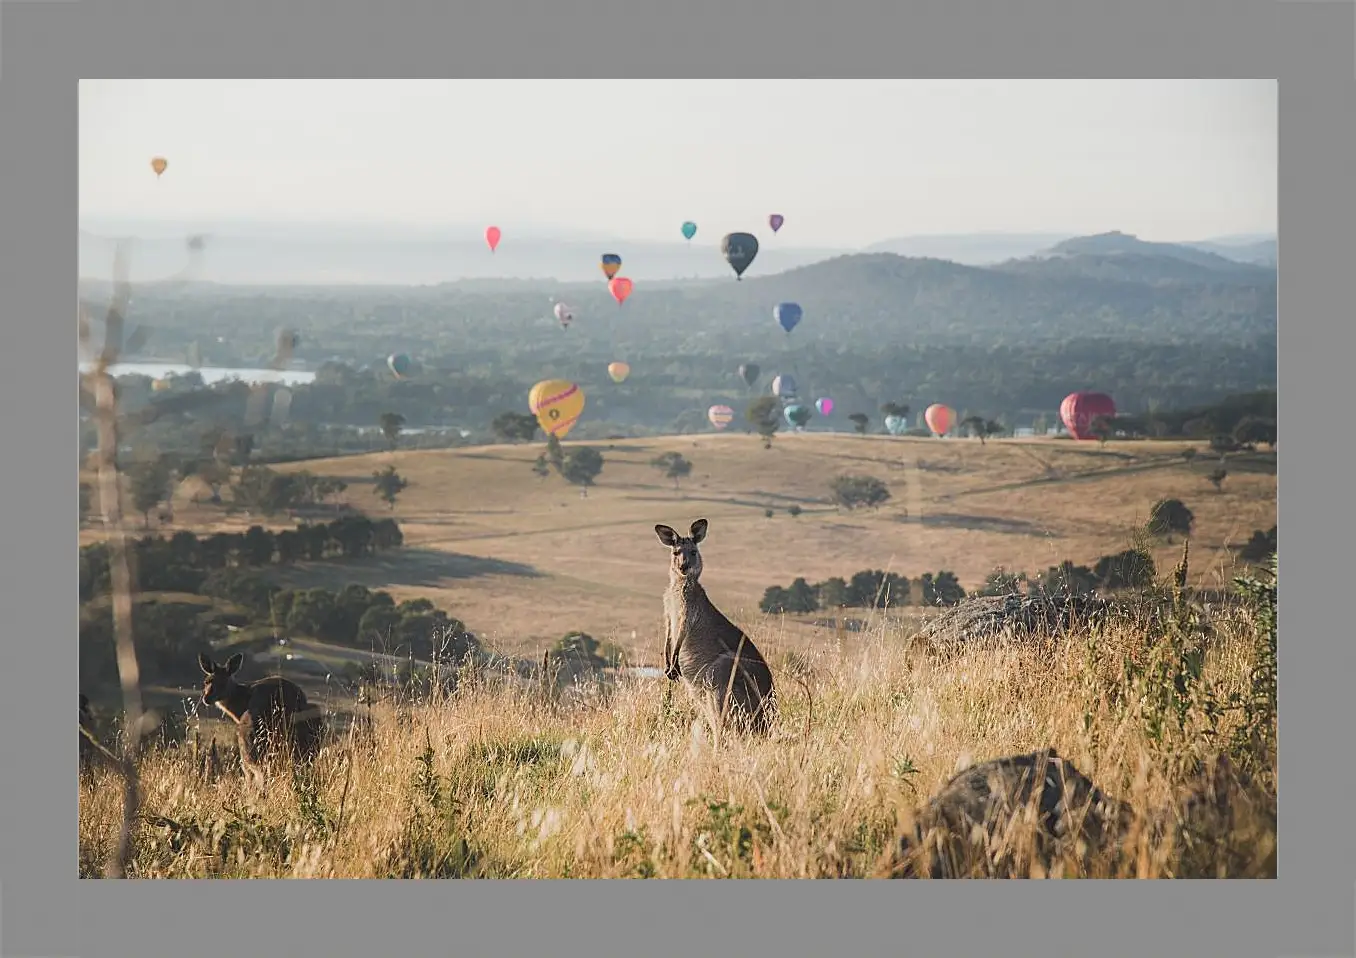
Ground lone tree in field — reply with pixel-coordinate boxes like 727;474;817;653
492;411;540;444
848;413;870;435
372;465;408;510
545;434;566;473
1206;467;1228;492
1147;498;1195;542
746;396;781;449
830;474;892;511
880;402;910;421
531;454;551;482
560;447;604;497
128;458;174;528
379;412;406;450
960;416;1004;445
651;451;693;490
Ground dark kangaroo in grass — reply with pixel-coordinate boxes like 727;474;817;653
655;518;776;735
79;693;96;777
197;652;325;789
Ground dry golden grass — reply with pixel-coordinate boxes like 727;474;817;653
78;596;1277;879
82;434;1275;662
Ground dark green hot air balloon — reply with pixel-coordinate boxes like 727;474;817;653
721;232;760;280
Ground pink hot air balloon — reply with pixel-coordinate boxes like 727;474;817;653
609;276;634;305
815;397;834;416
924;403;955;437
485;225;502;253
1060;391;1117;441
769;214;785;233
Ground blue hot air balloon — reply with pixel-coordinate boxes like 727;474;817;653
681;221;697;241
775;302;803;334
771;373;798;399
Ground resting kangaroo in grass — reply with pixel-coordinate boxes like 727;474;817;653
197;652;325;789
655;518;776;735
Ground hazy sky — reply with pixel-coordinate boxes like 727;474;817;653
79;79;1277;247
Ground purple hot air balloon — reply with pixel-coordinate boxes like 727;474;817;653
769;213;785;233
816;397;834;417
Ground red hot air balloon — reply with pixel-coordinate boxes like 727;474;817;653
609;276;633;305
1060;391;1117;440
485;226;502;253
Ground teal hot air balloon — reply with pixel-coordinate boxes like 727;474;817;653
784;404;812;428
721;232;760;280
681;221;697;241
388;353;412;379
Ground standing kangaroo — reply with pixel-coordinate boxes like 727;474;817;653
655;518;776;734
197;652;325;788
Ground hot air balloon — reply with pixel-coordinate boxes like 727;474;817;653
388;353;412;379
924;404;955;437
774;302;803;334
784;404;811;428
771;374;797;399
150;157;168;178
529;379;586;439
554;302;574;329
609;276;633;305
600;253;622;281
681;221;697;241
151;378;171;392
769;214;784;233
485;226;502;253
816;397;834;416
608;362;630;383
884;414;908;436
1060;391;1117;441
738;363;761;387
708;404;735;430
721;232;760;280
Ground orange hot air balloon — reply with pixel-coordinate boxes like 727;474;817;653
485;226;502;253
151;157;168;178
607;362;630;383
924;403;955;437
609;276;633;305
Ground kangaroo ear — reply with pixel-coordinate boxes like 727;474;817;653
689;518;708;543
655;524;679;547
198;653;215;675
225;652;245;675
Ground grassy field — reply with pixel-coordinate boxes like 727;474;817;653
85;432;1275;665
78;433;1277;878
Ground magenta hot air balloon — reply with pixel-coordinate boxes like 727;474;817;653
815;397;834;417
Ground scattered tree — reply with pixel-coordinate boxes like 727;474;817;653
764;507;775;519
746;397;781;449
532;454;551;482
880;402;910;420
1093;549;1156;590
560;447;604;496
848;413;870;435
651;451;693;490
372;465;408;510
920;571;966;606
979;568;1028;596
1147;498;1195;541
546;434;566;473
1239;525;1277;562
829;474;891;511
492;412;540;444
1206;467;1228;492
128;458;174;528
1232;415;1276;449
960;416;1004;445
787;504;802;518
379;411;406;450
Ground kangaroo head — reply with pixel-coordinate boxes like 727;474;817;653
655;518;708;580
198;652;246;707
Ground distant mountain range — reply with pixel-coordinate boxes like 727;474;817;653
77;217;1276;287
